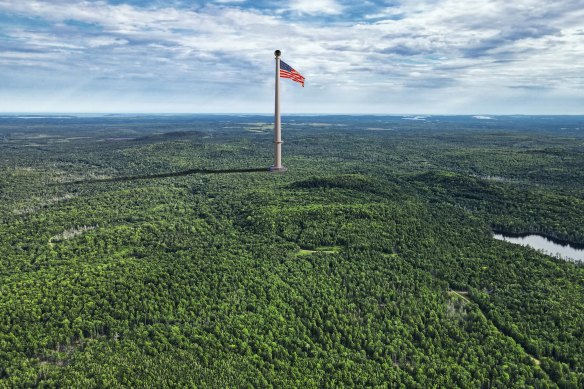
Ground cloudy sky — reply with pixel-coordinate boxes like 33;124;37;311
1;0;583;114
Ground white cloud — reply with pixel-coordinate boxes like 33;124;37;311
0;0;582;113
284;0;343;15
86;36;128;48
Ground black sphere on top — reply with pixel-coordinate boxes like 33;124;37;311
274;50;281;57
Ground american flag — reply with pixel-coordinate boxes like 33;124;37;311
280;60;305;87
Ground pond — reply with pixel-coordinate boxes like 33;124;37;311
493;233;584;262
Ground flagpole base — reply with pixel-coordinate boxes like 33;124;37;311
268;165;287;173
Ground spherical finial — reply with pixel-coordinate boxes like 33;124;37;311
274;50;281;58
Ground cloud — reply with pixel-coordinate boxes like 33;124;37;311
507;84;553;90
283;0;343;15
86;36;128;48
0;0;582;113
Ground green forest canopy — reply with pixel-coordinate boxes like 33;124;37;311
0;115;583;387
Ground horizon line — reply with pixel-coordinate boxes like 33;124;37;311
1;112;584;117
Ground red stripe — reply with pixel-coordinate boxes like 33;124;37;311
281;74;304;80
280;71;303;78
280;73;304;80
280;69;305;86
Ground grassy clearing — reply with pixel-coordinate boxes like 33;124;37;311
296;246;342;256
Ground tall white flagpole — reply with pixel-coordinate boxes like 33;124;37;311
269;49;286;172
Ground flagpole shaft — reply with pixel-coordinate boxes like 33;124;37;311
274;51;282;169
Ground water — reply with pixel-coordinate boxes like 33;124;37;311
493;233;584;262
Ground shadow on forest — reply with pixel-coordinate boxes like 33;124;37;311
55;167;268;186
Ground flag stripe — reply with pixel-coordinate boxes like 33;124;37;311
279;60;305;87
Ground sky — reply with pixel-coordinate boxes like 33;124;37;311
1;0;583;114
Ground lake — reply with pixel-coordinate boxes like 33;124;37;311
493;233;584;262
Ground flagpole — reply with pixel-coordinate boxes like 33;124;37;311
270;49;286;172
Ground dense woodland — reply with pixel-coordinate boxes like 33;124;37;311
0;115;583;387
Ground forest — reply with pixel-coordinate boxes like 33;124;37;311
0;114;583;387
